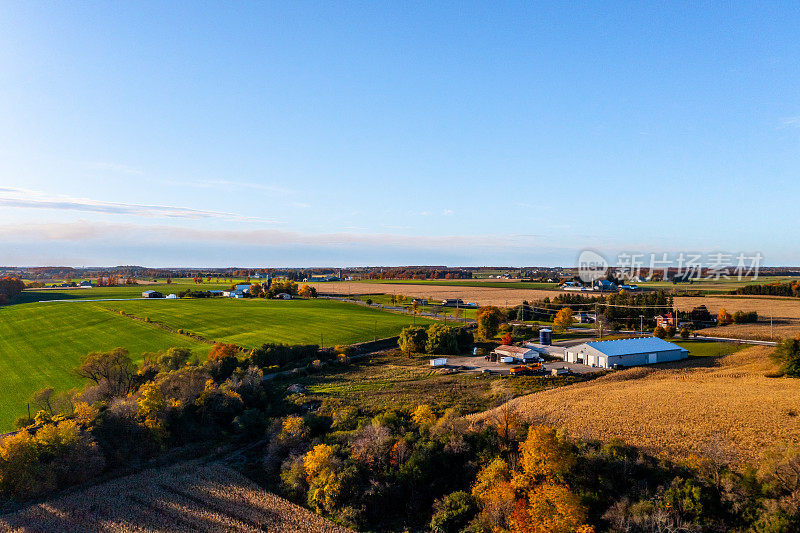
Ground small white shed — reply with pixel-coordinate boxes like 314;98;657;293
429;358;447;367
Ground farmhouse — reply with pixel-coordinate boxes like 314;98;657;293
142;290;163;298
656;313;677;328
564;337;688;369
593;279;617;292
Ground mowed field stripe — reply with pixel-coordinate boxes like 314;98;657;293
0;302;211;431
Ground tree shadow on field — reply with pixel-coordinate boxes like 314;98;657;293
13;291;82;304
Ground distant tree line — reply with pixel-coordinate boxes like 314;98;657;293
365;268;472;280
732;281;800;298
0;277;25;304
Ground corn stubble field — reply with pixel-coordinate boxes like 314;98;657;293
471;346;800;467
0;462;350;533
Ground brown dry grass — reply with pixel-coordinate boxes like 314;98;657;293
470;346;800;467
306;281;563;306
675;295;800;320
0;462;351;532
695;322;800;341
676;295;800;340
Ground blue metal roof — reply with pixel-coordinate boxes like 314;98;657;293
585;336;687;357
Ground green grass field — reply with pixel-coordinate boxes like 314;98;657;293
0;302;212;431
14;280;243;304
352;293;478;319
672;339;747;358
0;293;435;432
99;298;434;348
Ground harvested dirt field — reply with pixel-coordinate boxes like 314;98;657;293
0;462;350;533
469;346;800;467
675;295;800;320
695;321;800;341
676;295;800;340
306;281;563;306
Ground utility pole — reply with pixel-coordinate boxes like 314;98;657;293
595;303;600;338
640;314;644;333
771;314;774;340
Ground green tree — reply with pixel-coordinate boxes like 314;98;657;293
426;323;458;354
476;306;504;339
75;348;137;399
399;326;428;355
430;491;478;533
771;338;800;377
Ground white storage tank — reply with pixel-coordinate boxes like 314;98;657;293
429;358;448;367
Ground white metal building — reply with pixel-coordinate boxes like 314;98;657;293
564;337;688;369
493;345;541;363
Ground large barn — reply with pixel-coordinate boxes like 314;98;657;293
564;337;689;369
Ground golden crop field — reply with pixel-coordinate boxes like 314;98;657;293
0;462;351;533
470;346;800;467
675;295;800;320
306;281;564;306
675;295;800;340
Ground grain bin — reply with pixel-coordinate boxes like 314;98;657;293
539;328;552;345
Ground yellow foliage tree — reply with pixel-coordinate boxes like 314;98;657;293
136;382;171;442
279;415;307;443
553;307;575;333
472;457;510;501
411;404;437;427
510;482;593;533
303;444;343;513
717;307;733;325
0;420;104;500
516;425;576;486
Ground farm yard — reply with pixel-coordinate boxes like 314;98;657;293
0;462;351;532
280;350;588;416
471;345;800;467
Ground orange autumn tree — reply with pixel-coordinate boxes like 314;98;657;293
511;483;592;533
553;307;575;333
471;425;593;533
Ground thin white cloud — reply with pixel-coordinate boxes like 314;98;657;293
0;220;547;250
86;161;145;176
171;179;297;195
780;116;800;129
0;187;278;223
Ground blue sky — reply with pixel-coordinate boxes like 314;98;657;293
1;2;799;267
